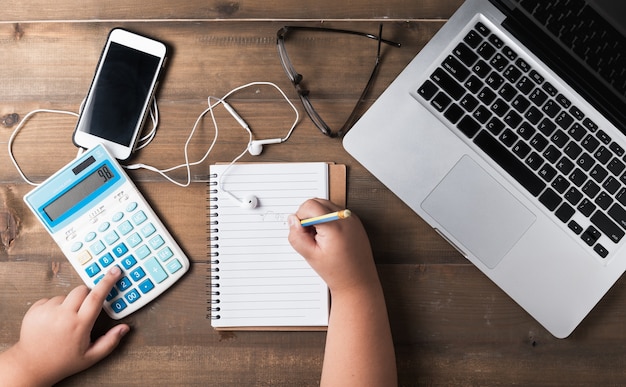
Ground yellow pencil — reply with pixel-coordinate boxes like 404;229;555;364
300;209;352;227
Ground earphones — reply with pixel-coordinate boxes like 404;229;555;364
221;100;284;156
8;82;299;212
248;138;283;156
222;188;259;209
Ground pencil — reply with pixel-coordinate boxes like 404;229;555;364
300;209;352;227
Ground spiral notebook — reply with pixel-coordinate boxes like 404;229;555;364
208;162;346;330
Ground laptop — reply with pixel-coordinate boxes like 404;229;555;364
343;0;626;338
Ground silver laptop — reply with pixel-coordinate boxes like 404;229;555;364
343;0;626;338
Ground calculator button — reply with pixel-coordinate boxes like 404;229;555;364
85;232;97;242
98;222;111;232
149;235;165;250
112;242;129;258
125;289;141;304
121;255;137;270
104;231;120;245
139;278;155;294
90;241;106;255
116;276;132;291
106;287;119;302
135;245;151;260
127;232;143;248
130;267;146;282
111;298;127;313
99;253;115;268
118;220;134;235
126;202;138;212
71;242;83;252
157;247;173;262
76;250;93;265
166;258;183;274
141;223;156;238
112;212;124;222
85;262;101;278
132;210;148;225
145;257;168;283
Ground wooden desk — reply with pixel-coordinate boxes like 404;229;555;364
3;1;626;385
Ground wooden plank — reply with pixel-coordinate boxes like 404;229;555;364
1;21;443;183
0;0;463;22
5;261;626;385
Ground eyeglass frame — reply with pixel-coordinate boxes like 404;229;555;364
276;24;401;138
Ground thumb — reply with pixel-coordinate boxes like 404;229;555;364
84;324;130;365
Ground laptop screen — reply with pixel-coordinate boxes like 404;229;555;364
498;0;625;132
590;0;626;36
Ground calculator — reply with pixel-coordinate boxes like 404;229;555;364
24;144;190;319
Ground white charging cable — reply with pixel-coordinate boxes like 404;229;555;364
8;82;299;188
7;109;80;186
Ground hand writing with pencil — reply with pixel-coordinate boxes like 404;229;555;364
288;198;397;386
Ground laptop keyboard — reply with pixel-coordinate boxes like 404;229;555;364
417;21;626;259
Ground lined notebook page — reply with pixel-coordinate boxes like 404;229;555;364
209;162;329;329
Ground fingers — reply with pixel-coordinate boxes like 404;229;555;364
288;214;318;258
288;198;342;259
84;323;130;366
62;285;91;311
296;198;341;219
78;266;123;320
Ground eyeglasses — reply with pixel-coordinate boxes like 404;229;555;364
277;25;401;138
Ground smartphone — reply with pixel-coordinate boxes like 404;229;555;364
73;28;167;160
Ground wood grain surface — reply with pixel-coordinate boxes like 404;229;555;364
3;1;626;386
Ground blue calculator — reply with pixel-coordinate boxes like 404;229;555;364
24;144;190;319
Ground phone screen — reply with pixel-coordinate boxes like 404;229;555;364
77;42;161;146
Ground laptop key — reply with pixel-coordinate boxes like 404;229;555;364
540;187;562;211
568;220;583;234
578;199;596;217
594;244;609;258
457;115;481;138
555;203;575;222
477;41;496;60
418;80;439;100
475;22;490;36
593;209;625;243
444;104;465;124
608;204;626;231
464;30;483;48
474;130;546;196
453;42;479;66
431;92;452;112
431;68;465;100
443;55;471;81
515;57;531;73
472;60;491;78
464;75;484;93
581;226;601;246
609;142;625;157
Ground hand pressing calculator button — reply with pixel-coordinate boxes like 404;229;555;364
24;144;190;319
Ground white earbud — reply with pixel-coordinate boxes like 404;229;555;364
223;187;259;209
240;194;259;209
248;138;283;156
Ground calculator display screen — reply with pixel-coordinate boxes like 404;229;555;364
44;164;116;222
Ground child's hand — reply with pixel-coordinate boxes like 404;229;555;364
289;199;398;386
288;198;378;294
0;266;130;386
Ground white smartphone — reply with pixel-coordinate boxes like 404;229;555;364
73;28;167;161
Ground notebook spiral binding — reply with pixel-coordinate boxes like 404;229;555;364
207;175;221;320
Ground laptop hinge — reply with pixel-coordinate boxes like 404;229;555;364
501;8;626;133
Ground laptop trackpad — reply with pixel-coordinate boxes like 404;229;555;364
421;156;536;269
